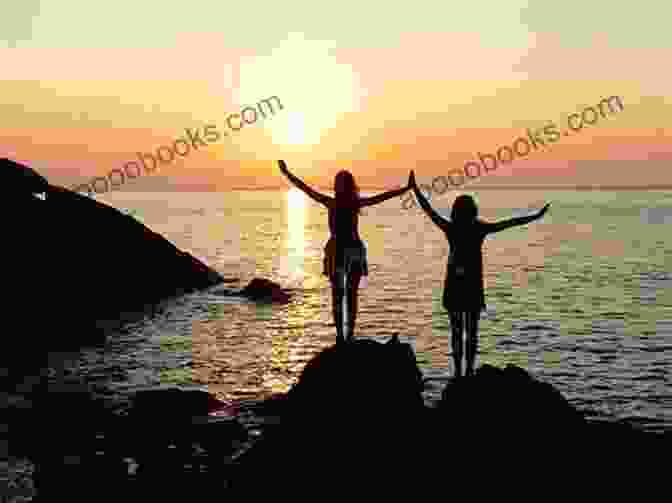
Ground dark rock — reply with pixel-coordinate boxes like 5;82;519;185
0;158;49;195
0;158;225;360
286;334;424;422
213;277;292;303
123;368;672;492
129;388;235;419
430;363;672;485
233;335;427;496
13;389;246;502
8;392;113;456
8;392;124;502
9;347;668;498
240;277;291;302
438;363;586;450
124;388;247;478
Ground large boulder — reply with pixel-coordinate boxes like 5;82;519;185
1;159;225;360
433;363;670;485
435;363;587;464
233;336;427;497
285;335;425;423
438;364;586;432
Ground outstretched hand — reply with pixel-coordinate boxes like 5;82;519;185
537;203;551;218
408;170;417;189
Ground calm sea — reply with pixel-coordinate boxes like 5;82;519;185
41;189;672;432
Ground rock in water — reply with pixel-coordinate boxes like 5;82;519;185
0;158;225;360
212;278;291;303
240;278;291;302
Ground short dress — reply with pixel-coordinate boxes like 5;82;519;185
442;221;488;312
322;204;369;280
323;238;369;279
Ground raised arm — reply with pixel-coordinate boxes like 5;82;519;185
359;183;411;208
409;171;450;231
277;160;332;206
484;203;550;234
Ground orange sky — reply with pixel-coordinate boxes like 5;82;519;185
3;3;671;191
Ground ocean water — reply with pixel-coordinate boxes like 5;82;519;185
40;189;672;432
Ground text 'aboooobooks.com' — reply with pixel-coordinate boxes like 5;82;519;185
72;96;284;196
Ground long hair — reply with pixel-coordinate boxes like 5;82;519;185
334;170;360;214
451;194;478;223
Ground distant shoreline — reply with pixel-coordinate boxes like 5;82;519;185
94;185;672;194
200;185;672;192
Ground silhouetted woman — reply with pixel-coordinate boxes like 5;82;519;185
409;171;550;377
279;160;412;343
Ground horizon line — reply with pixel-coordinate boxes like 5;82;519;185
78;184;672;194
225;185;672;191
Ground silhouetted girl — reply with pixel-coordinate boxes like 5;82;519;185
409;171;549;377
279;160;412;343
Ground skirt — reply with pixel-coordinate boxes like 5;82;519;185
443;265;486;312
323;238;369;279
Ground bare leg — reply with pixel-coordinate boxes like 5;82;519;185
449;311;464;378
346;272;362;341
465;310;481;377
331;273;345;344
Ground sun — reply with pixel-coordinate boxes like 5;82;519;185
272;111;321;146
286;112;307;145
234;33;364;151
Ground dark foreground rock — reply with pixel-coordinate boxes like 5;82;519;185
4;389;248;502
232;336;430;497
5;338;670;500
436;364;586;447
129;388;238;418
1;158;225;362
434;364;669;475
234;339;671;496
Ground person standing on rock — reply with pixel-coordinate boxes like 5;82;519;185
409;171;550;377
278;160;412;343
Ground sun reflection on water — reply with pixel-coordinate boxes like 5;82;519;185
283;187;306;283
260;187;314;394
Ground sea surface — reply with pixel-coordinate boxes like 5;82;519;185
34;189;672;433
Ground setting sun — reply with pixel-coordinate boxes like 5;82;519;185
272;111;320;146
234;33;363;151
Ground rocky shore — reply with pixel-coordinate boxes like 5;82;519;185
232;337;670;496
1;158;225;360
1;159;291;378
3;336;669;501
0;158;297;501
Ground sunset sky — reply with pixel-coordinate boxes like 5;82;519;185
2;1;671;191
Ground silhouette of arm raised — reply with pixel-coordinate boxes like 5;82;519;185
484;203;550;234
409;171;450;230
278;160;332;206
359;182;411;208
